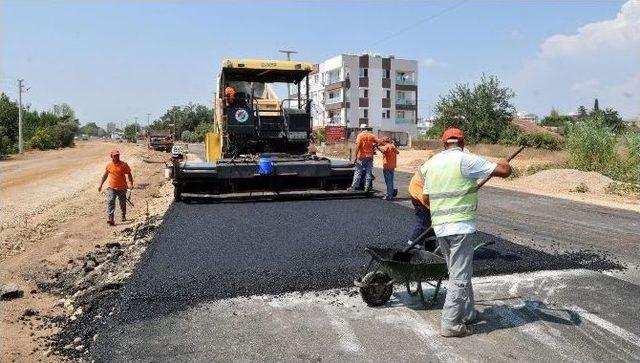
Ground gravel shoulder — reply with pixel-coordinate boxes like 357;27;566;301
1;140;173;362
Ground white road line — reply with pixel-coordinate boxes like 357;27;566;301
570;306;640;348
322;305;363;353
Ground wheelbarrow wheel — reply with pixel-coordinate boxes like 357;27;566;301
359;271;393;307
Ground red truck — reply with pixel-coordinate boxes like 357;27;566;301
146;130;174;152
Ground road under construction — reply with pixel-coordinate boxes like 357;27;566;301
79;167;640;361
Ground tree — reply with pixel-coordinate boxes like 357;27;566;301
540;108;573;127
106;122;117;133
80;122;106;137
432;74;515;143
155;103;214;140
51;103;75;121
593;98;600;113
600;108;625;133
124;123;141;140
577;105;588;120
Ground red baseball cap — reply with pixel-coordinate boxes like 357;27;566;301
441;128;465;143
110;149;120;156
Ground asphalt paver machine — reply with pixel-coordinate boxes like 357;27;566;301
173;59;361;201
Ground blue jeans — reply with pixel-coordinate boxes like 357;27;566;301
383;169;394;198
107;188;127;221
410;202;436;252
351;157;373;190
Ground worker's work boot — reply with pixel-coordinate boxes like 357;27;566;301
440;324;472;338
107;219;115;226
121;215;127;222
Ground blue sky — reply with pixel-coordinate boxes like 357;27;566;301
1;1;638;127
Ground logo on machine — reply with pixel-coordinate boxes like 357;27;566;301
234;109;249;123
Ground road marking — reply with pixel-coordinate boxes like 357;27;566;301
377;310;465;363
570;306;640;348
322;305;363;353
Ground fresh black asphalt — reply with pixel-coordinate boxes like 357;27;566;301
108;197;624;322
77;163;639;360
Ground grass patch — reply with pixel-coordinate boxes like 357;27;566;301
605;182;640;196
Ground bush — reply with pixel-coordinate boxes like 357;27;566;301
194;122;216;142
566;116;615;172
28;127;60;150
312;129;325;144
519;132;562;150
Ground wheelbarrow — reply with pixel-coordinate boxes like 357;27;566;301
354;242;493;307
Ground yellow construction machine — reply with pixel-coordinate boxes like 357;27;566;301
172;59;359;201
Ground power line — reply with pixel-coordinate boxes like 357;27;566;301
367;1;468;49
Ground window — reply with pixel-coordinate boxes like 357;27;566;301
359;68;368;78
386;90;391;99
364;89;368;98
397;111;405;118
364;109;368;118
314;74;319;84
383;69;390;79
386;110;390;118
382;112;386;119
397;91;406;99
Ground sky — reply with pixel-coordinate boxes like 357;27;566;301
1;0;638;127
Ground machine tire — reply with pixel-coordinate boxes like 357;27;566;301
359;271;393;307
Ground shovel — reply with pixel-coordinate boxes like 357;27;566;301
126;188;135;207
400;145;525;255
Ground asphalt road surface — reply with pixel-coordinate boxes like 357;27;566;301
92;151;640;362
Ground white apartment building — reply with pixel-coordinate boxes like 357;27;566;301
294;53;418;143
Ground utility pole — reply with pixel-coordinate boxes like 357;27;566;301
279;50;297;101
17;79;25;154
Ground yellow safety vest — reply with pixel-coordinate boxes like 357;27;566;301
425;149;478;225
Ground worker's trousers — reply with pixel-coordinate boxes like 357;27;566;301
351;157;373;190
382;169;394;199
438;233;476;335
409;201;436;252
107;188;127;222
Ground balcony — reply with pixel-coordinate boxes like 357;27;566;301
326;96;342;104
396;78;416;86
396;98;416;106
395;117;414;124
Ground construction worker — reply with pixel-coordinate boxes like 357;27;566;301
407;160;437;252
377;137;399;200
224;83;236;107
348;124;379;192
98;149;134;226
423;127;511;337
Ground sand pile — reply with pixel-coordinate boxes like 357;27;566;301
515;169;614;194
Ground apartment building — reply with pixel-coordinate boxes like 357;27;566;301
294;53;418;143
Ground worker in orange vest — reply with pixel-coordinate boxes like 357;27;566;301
407;160;437;252
377;137;399;200
348;124;379;192
224;83;236;107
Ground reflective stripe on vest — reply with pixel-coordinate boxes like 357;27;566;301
425;149;478;225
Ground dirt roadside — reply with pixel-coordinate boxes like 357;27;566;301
1;140;174;362
367;146;639;212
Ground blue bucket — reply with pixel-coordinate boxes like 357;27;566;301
257;157;274;175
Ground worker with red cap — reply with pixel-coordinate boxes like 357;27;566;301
422;127;511;337
98;148;134;225
377;136;399;200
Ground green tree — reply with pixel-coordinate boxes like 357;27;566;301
106;122;117;133
156;103;214;140
80;122;106;137
593;98;600;113
540;108;573;127
194;122;216;142
432;74;515;143
124;123;141;140
577;105;588;120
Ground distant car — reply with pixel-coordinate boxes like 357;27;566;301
171;145;185;160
